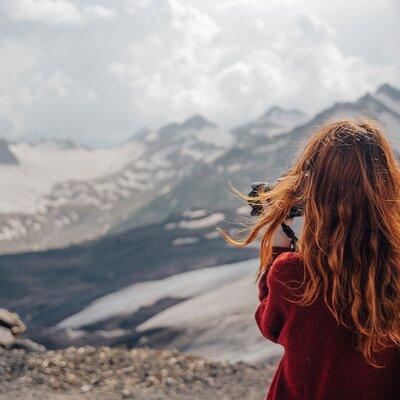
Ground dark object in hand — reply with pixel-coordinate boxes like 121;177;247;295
247;182;304;218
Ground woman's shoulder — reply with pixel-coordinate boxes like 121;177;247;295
268;251;304;283
274;250;302;263
273;250;303;270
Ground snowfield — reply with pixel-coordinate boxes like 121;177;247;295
0;114;236;252
137;270;283;363
0;140;145;214
182;208;209;219
57;258;282;363
58;258;258;329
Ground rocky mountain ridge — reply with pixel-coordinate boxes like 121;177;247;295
117;83;400;234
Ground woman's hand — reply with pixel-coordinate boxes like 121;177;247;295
260;199;302;249
271;218;294;248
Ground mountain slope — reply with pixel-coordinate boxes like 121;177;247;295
0;207;256;330
232;106;308;144
113;84;400;233
0;116;232;253
375;83;400;114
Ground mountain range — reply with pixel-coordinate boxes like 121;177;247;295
1;83;400;362
1;83;399;254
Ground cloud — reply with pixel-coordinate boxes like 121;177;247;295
0;0;398;145
83;5;116;20
1;0;116;25
2;0;83;25
0;39;37;133
107;2;398;128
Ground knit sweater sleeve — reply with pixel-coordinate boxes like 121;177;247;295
255;249;300;343
257;247;292;301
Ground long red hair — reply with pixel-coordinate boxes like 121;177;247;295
220;119;400;364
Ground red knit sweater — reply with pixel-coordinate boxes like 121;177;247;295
255;248;400;400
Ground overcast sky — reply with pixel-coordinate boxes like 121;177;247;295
0;0;399;146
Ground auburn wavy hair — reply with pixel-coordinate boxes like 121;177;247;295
220;119;400;364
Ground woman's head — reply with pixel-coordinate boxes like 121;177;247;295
222;119;400;363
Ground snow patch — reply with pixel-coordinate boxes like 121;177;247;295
179;213;224;229
172;237;199;246
204;230;220;239
57;258;257;329
182;209;208;219
165;222;178;230
137;261;282;363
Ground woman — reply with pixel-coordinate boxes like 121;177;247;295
221;120;400;400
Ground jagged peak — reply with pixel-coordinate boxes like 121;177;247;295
260;105;305;120
356;92;396;111
181;114;217;130
357;92;375;103
376;83;400;100
158;115;217;136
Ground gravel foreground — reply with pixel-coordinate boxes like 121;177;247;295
0;346;276;400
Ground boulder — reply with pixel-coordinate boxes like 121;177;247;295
0;326;14;346
0;308;44;352
0;308;26;335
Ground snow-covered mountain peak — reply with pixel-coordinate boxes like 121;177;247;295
259;105;307;132
232;105;308;142
155;115;230;148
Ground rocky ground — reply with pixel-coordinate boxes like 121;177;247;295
0;346;276;400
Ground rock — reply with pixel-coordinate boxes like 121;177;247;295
121;388;132;398
80;384;93;393
0;309;26;335
0;327;14;346
11;338;46;353
0;309;44;353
